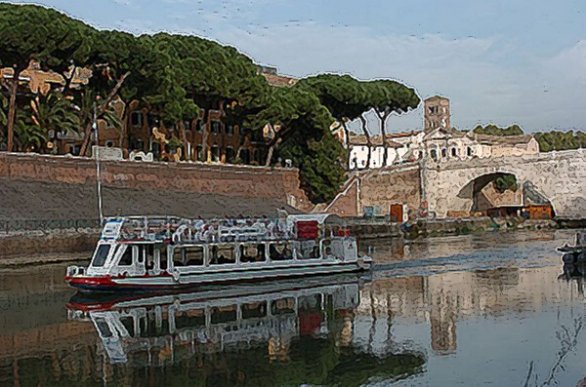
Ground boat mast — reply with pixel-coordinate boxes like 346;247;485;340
93;103;104;224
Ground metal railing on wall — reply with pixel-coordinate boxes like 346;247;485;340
0;219;102;233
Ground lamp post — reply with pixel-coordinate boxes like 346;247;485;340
93;103;104;224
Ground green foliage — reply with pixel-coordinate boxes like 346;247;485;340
254;87;346;203
30;91;80;138
494;174;518;193
296;74;371;122
534;130;586;152
280;130;347;203
472;124;524;136
0;4;94;74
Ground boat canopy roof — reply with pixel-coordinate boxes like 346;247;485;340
99;213;345;244
286;214;344;225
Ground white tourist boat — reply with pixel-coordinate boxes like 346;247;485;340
65;213;372;292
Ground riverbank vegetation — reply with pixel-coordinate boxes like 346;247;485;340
0;3;418;203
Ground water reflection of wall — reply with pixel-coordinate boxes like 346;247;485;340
358;265;577;355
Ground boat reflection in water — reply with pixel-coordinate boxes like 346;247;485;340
559;259;586;294
67;274;425;386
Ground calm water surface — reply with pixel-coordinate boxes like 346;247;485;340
1;230;585;386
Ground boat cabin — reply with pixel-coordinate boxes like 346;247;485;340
83;214;359;278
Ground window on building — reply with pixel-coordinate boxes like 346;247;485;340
451;147;457;157
430;149;438;161
130;111;143;127
183;120;191;131
211;145;220;162
441;148;447;158
196;145;204;161
211;121;221;134
225;124;234;135
225;147;235;163
105;140;114;147
197;120;205;132
467;147;473;157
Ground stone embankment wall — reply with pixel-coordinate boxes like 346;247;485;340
325;165;421;218
0;152;311;210
0;230;99;261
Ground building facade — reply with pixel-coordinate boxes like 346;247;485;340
345;96;539;169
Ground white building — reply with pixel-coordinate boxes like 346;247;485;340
348;133;419;169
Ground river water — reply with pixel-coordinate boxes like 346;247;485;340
1;230;585;386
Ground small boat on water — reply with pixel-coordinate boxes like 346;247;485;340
65;213;372;292
558;231;586;264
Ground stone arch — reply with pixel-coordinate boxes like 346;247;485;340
455;170;555;216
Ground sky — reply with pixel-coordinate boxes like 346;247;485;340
6;0;586;133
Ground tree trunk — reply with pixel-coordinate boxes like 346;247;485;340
341;120;351;169
6;74;19;152
118;105;130;149
178;120;188;161
359;115;372;169
264;138;282;166
79;72;130;157
201;108;210;162
375;111;391;166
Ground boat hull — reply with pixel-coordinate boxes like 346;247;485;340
66;260;371;293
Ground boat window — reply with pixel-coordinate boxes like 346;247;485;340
211;245;235;265
296;240;320;260
120;316;135;337
211;305;237;324
159;246;168;270
172;247;185;267
137;246;144;265
299;294;322;313
240;244;266;263
94;318;113;338
119;245;133;266
144;245;155;270
175;309;206;330
242;301;267;319
269;242;293;261
184;246;204;266
323;239;334;259
271;298;295;315
139;315;170;337
91;245;111;267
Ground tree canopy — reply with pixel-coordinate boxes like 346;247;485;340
0;3;424;203
534;130;586;152
472;124;524;136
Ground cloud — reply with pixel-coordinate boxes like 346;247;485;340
205;23;586;132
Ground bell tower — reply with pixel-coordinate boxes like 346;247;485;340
424;96;450;133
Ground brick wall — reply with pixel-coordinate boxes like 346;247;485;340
0;152;312;211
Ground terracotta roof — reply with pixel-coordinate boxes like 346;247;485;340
424;127;466;139
348;134;404;147
262;73;298;87
387;130;421;139
424;95;449;102
470;133;534;146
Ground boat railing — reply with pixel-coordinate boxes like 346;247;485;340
108;215;296;244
